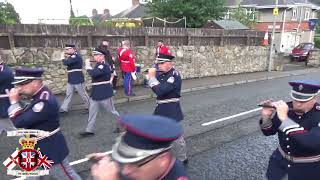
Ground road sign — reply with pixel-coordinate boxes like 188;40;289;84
273;8;279;16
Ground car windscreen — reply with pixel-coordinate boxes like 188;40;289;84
302;44;313;50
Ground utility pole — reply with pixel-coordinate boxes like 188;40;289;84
268;0;279;72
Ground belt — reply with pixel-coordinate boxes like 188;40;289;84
92;81;111;86
67;69;82;73
36;128;60;141
121;60;130;63
278;146;320;163
156;98;180;104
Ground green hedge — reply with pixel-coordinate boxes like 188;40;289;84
315;36;320;48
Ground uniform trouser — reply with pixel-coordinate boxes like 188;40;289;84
60;83;90;112
85;97;120;133
173;135;188;161
26;158;81;180
123;72;133;96
112;75;118;89
266;150;288;180
0;117;16;134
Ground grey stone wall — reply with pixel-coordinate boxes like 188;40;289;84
308;49;320;67
0;46;268;94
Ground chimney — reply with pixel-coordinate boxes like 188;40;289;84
132;0;140;6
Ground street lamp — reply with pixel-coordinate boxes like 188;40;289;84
268;0;278;72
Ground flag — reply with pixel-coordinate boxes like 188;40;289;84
37;151;54;170
3;150;19;170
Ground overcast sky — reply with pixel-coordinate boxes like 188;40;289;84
1;0;132;24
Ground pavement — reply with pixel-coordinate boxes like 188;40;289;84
56;66;320;111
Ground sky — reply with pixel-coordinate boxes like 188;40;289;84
1;0;132;24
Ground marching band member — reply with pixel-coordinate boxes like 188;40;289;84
7;67;81;179
260;80;320;180
60;44;90;114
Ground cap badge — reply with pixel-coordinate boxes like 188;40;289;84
298;84;303;91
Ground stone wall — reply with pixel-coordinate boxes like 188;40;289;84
0;46;268;94
308;49;320;67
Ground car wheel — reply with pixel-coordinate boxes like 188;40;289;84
290;57;295;62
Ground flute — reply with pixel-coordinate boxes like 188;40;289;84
143;68;162;73
257;103;294;111
0;94;9;98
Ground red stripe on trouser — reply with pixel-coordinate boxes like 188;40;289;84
128;73;132;95
59;163;72;180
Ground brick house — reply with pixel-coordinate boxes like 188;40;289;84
224;0;320;53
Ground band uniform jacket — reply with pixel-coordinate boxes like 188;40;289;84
150;68;184;121
260;102;320;180
62;52;85;84
87;61;114;101
117;47;136;73
8;86;69;164
163;160;189;180
0;64;13;118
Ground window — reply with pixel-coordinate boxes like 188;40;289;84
139;0;150;4
304;10;310;20
292;8;297;20
224;9;231;20
246;8;255;20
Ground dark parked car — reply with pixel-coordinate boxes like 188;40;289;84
289;43;314;61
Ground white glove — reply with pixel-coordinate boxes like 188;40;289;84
85;59;92;70
61;52;66;60
145;74;150;81
131;72;137;81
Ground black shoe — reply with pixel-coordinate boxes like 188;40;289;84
183;159;189;166
113;127;125;133
59;110;68;114
80;109;89;114
79;132;95;137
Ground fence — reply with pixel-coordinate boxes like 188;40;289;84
0;24;265;49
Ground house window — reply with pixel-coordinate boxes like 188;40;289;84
224;9;231;19
304;10;310;20
292;8;297;20
139;0;149;4
246;8;255;20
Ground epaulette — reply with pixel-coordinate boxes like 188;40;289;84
172;70;180;76
39;91;50;100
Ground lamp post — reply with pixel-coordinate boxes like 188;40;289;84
268;0;279;72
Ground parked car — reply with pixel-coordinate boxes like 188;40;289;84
289;43;314;61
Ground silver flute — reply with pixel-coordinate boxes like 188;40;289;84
0;94;9;98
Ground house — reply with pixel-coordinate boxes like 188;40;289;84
224;0;320;53
112;0;185;27
112;0;149;19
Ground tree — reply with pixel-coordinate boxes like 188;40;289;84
229;6;257;29
146;0;225;28
0;2;21;24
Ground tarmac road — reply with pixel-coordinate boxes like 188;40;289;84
0;70;319;179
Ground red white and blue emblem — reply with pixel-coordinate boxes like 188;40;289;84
18;149;39;171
